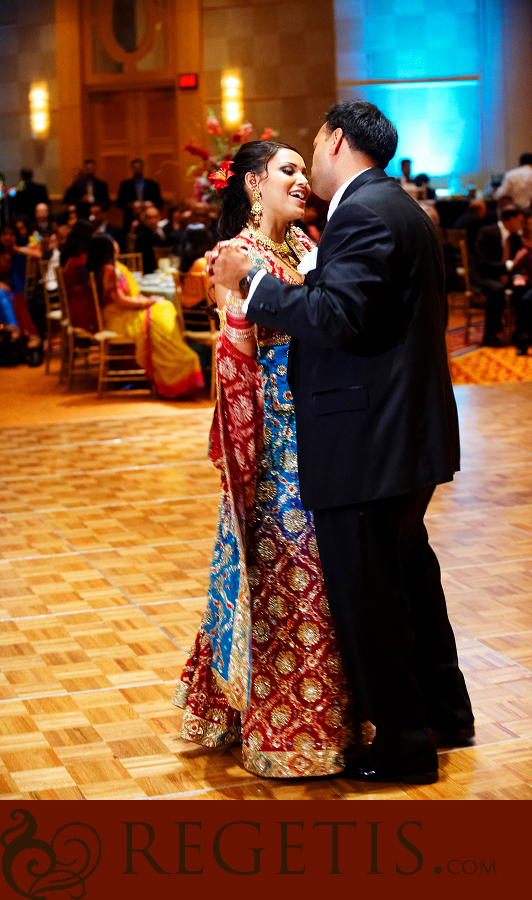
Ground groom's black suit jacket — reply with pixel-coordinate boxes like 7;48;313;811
247;167;460;511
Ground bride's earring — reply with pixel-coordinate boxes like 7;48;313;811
249;175;263;227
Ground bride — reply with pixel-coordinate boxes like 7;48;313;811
174;141;352;777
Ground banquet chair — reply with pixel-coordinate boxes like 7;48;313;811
38;259;65;374
117;253;143;274
57;267;99;389
24;255;39;300
153;246;171;267
173;271;219;400
88;272;152;398
445;228;486;345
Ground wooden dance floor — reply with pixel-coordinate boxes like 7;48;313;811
1;368;532;801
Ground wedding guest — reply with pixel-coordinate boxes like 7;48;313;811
117;159;163;231
12;169;49;219
89;203;126;252
495;153;532;209
134;205;166;274
87;236;204;397
13;216;33;248
33;203;54;238
453;198;496;252
472;206;524;346
63;160;109;219
0;223;42;364
60;220;98;332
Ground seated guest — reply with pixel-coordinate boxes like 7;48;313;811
162;204;189;256
13;216;33;248
60;220;98;333
33;203;54;238
89;203;126;252
63;160;109;219
12;168;49;219
472;206;524;346
117;159;163;231
494;153;532;209
179;205;217;273
453;198;496;252
415;173;436;200
42;232;61;293
87;235;204;398
134;205;166;274
0;223;42;365
508;211;532;355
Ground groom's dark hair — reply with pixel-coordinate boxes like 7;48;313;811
325;100;398;169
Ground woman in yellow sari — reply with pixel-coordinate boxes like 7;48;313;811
87;235;204;397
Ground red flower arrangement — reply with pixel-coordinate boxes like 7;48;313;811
184;110;279;204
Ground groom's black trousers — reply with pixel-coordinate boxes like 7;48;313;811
313;485;473;751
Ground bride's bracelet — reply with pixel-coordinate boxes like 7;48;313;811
225;323;255;343
226;289;245;315
226;311;252;330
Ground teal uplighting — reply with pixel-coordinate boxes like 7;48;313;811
339;81;480;178
334;0;481;178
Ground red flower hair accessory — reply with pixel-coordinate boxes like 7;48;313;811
208;160;234;194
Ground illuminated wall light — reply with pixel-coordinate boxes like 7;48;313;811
221;70;243;128
29;82;50;139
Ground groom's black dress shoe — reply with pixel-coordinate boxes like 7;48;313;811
342;754;438;785
430;723;475;746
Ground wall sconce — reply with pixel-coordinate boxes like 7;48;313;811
29;82;50;139
221;70;243;129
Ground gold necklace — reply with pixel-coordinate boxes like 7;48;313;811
247;223;300;266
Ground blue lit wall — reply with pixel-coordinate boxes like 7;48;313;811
334;0;482;178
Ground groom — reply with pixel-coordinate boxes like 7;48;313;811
210;100;474;784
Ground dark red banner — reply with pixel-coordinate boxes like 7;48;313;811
0;801;526;898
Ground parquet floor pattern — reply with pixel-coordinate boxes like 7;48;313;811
2;382;532;801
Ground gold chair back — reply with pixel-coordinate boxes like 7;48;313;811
118;253;143;274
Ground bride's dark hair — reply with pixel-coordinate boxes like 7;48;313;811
218;140;301;239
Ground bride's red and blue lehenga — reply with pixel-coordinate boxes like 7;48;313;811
174;229;351;777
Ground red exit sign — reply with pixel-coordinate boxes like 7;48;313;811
179;74;198;90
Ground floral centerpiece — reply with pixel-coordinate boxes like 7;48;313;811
184;111;278;205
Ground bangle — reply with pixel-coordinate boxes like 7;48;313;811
225;324;255;343
226;289;244;315
226;311;252;329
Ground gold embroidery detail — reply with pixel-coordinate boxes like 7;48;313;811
283;508;307;533
297;622;320;646
242;747;345;778
293;732;315;752
257;480;276;502
280;450;297;472
288;566;310;591
253;675;271;699
300;677;323;702
326;708;344;728
275;650;296;674
180;707;241;748
257;537;276;561
327;653;343;674
270;704;292;728
247;566;260;587
253;619;271;643
259;332;291;347
276;364;287;376
268;594;288;618
247;730;263;752
308;535;319;557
